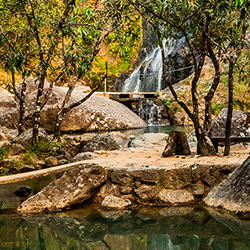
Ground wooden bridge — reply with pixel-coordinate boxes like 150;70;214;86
94;92;164;102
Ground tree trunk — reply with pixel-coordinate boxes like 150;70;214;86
204;41;220;136
18;77;27;135
224;61;234;156
162;131;191;157
53;74;106;141
32;76;46;145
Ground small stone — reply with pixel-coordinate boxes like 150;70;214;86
58;159;68;165
73;152;99;162
74;136;81;142
101;195;132;210
32;160;46;169
192;184;205;196
0;132;6;142
18;165;35;173
45;156;58;167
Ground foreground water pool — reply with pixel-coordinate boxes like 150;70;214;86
1;205;250;250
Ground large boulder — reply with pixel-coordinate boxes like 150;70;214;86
204;157;250;214
0;89;18;129
129;133;168;147
211;108;250;137
0;79;147;132
17;164;107;213
13;128;50;147
82;134;119;152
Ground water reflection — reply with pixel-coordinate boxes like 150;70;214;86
123;125;193;137
1;206;250;250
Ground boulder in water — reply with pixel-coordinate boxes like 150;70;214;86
17;164;107;213
204;156;250;214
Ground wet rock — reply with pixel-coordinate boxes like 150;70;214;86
158;189;194;206
13;128;51;148
204;156;250;214
101;195;132;210
82;134;119;152
14;186;33;198
91;182;121;204
17;164;107;213
73;152;99;161
45;156;58;167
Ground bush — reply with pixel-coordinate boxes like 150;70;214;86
0;147;8;160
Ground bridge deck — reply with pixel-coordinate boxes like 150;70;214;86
94;92;164;99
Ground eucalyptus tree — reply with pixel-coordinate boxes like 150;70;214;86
209;1;249;156
0;0;136;143
124;0;219;155
121;0;249;156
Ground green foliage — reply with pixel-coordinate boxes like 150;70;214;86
162;98;171;108
212;102;224;115
0;147;8;160
27;141;64;158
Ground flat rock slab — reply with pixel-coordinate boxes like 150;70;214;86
158;189;194;205
204;156;250;214
17;163;107;214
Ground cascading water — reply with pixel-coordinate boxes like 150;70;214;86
122;38;185;93
138;100;162;126
122;35;193;125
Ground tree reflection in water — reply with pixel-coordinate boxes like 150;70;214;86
1;206;250;250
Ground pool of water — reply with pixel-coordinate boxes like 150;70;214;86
122;125;193;137
1;206;250;250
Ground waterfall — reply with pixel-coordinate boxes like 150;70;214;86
138;100;162;126
122;38;182;92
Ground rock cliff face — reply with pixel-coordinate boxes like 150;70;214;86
0;79;147;132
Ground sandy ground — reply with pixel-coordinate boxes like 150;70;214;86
0;142;249;185
89;143;250;169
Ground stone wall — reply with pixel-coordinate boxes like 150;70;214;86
17;163;237;213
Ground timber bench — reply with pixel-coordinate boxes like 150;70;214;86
211;137;250;152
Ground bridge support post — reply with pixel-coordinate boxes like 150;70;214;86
158;73;161;93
